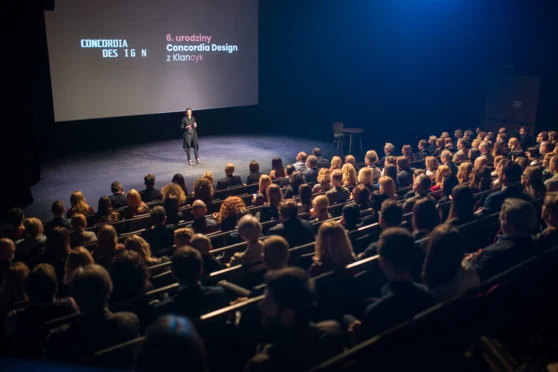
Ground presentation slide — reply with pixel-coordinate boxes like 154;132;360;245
44;0;258;122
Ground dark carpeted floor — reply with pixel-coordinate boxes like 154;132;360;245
27;135;356;222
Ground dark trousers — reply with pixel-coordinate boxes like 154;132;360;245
184;130;199;161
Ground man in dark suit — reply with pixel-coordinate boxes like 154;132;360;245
396;157;413;188
246;160;263;185
108;181;127;208
190;200;219;234
312;147;330;169
245;268;344;372
379;142;396;165
518;126;534;149
43;200;71;235
141;206;175;253
268;199;315;249
304;155;319;183
139;174;162;203
44;265;140;366
416;140;429;161
473;198;538;282
216;163;243;190
348;228;435;341
402;174;434;213
476;161;531;217
479;142;494;166
153;247;228;319
441;150;458;176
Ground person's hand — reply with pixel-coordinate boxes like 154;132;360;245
347;319;362;334
230;297;249;305
213;212;219;219
194;122;197;128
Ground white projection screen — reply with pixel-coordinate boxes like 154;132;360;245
44;0;258;122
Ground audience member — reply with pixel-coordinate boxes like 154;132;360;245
123;189;148;218
309;221;356;277
312;147;330;169
304;155;319;183
247;160;263;185
192;177;214;205
396;157;413;188
364;150;381;179
297;184;313;214
244;267;344;372
190;234;225;274
190;200;218;234
472;198;538;281
417;140;429;160
230;215;264;266
214;196;247;232
348;228;435;341
329;156;342;172
139;174;162;203
326;169;350;205
310;195;331;222
66;191;95;219
34;227;71;285
43;265;140;365
270;157;286;179
283;171;305;198
0;238;15;288
259;184;283;223
61;247;94;296
268;199;314;248
293;152;308;172
93;225;118;271
69;213;97;247
402;174;434;213
422;224;480;302
5;264;78;360
476;162;531;217
15;217;47;263
446;184;475;226
312;168;333;193
362;200;404;257
107;182;127;209
44;200;71;235
124;235;169;267
141;206;175;253
95;196;120;224
456;162;473;184
0;208;25;242
216;163;242;190
171;173;189;196
153;247;228;318
253;175;272;206
412;198;440;240
135;315;208;372
539;192;558;249
174;227;195;248
522;167;546;199
544;155;558;191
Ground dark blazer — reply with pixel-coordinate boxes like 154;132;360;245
397;169;413;188
417;149;429;161
108;193;127;208
44;309;140;366
519;134;533;149
304;167;319;183
43;217;71;235
362;281;435;339
153;284;228;319
139;187;162;203
446;161;458;176
474;235;538;282
402;193;435;214
216;175;242;190
247;171;263;185
259;204;279;223
191;216;219;234
477;184;532;217
141;225;175;252
316;157;330;169
268;218;315;248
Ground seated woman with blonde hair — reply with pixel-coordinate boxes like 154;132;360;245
345;155;360;172
312;168;333;193
229;214;264;266
252;175;272;206
358;167;378;193
123;189;149;219
308;221;356;277
310;195;332;222
66;191;94;219
329;156;342;172
342;163;357;187
124;234;169;269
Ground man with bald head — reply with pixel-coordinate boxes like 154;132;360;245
216;163;242;190
191;200;218;234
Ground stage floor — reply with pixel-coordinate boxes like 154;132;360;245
27;135;346;222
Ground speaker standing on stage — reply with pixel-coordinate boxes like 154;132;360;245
181;108;200;164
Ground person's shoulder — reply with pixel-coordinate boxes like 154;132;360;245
202;284;226;296
109;311;140;327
